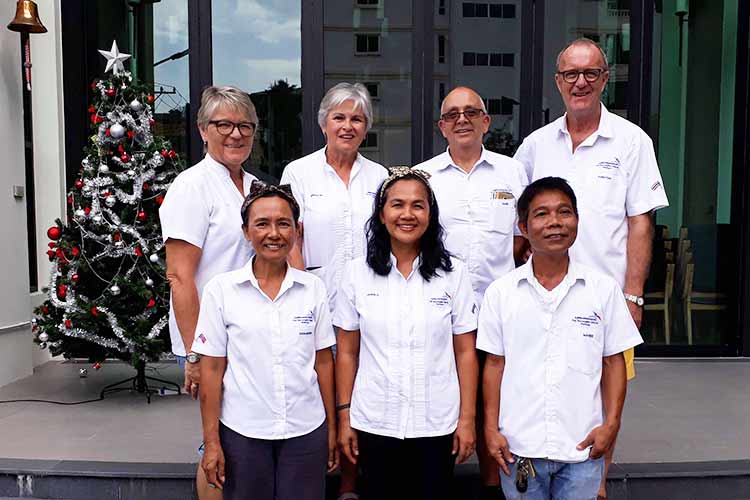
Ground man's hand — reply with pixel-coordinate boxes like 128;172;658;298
625;300;643;329
327;422;340;472
337;414;359;464
484;427;514;475
576;422;620;459
201;440;225;490
452;417;476;464
184;361;200;399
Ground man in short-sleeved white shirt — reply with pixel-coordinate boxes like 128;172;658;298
191;259;336;439
333;256;477;439
159;154;256;357
417;87;528;308
478;177;642;500
280;148;386;308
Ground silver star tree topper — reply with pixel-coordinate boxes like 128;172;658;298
98;40;131;75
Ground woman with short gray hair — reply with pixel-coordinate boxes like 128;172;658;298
281;82;387;500
160;84;258;500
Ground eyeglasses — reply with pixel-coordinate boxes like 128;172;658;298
208;120;256;137
556;68;608;84
440;108;485;122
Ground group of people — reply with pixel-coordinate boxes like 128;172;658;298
159;38;669;500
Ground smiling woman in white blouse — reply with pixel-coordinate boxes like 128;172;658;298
192;181;337;500
334;167;479;500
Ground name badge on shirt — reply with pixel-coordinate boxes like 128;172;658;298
491;189;514;200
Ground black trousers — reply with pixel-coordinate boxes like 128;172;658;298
357;430;456;500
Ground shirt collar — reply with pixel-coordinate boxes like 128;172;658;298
389;253;421;280
320;146;364;181
516;255;586;286
558;103;614;140
436;145;492;172
233;258;309;298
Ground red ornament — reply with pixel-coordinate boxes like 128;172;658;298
47;242;55;249
72;273;80;282
168;150;176;159
106;88;115;97
90;80;98;90
102;191;111;198
67;196;74;205
57;285;68;299
64;319;72;328
149;119;155;127
113;233;121;241
55;248;66;259
121;153;130;162
155;195;164;205
90;114;101;124
84;207;91;215
90;307;99;316
46;250;55;260
160;149;168;157
135;247;143;257
47;226;62;240
142;183;149;191
146;298;156;308
137;211;147;222
42;305;49;314
118;145;125;153
88;105;95;113
71;247;80;257
127;130;135;139
147;94;154;103
75;179;84;189
105;128;111;136
93;362;102;370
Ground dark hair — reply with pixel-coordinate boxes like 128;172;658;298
517;176;578;224
241;181;300;226
366;174;452;281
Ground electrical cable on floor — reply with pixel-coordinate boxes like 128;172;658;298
0;396;105;405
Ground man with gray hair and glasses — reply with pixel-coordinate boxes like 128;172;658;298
513;38;668;499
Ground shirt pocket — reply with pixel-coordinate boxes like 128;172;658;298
565;320;604;375
487;196;516;234
582;161;627;216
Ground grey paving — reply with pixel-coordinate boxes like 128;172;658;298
0;358;747;466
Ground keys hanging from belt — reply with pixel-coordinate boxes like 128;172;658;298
515;456;536;493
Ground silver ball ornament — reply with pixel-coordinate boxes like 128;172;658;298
130;99;143;112
99;164;110;173
31;318;37;326
145;277;154;287
79;368;88;378
149;254;159;263
105;195;116;207
38;332;49;342
82;185;91;195
110;285;121;295
75;209;86;218
92;215;103;224
127;169;136;178
109;123;126;139
40;342;47;349
114;241;124;249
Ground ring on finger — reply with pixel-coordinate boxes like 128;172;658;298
208;483;217;489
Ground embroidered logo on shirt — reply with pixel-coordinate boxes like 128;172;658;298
293;312;314;325
197;333;207;344
572;313;600;327
651;181;662;191
366;292;380;297
310;193;324;198
596;158;621;170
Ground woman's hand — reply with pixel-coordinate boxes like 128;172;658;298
327;422;340;472
337;413;359;464
452;417;477;464
201;440;226;490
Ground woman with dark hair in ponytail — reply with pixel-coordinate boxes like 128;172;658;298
333;167;479;500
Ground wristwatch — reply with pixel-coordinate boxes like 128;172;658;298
186;351;201;364
623;293;644;307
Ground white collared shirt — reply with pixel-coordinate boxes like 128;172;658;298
159;154;256;355
514;104;669;287
334;256;477;439
280;147;387;309
416;147;528;305
476;257;643;462
191;260;336;440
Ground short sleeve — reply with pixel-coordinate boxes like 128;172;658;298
624;131;669;217
159;174;210;248
600;278;644;356
450;261;478;335
191;279;228;357
332;261;360;331
313;278;337;350
512;160;529;237
512;137;535;184
476;282;505;355
280;164;305;223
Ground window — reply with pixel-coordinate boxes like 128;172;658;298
463;52;477;66
438;0;446;15
361;131;379;149
463;3;476;17
438;35;446;64
477;52;489;66
475;3;489;17
490;4;502;18
364;82;380;99
502;3;516;18
490;53;502;66
502;53;515;67
465;3;515;19
487;98;501;115
439;83;446;102
355;0;380;6
355;34;380;54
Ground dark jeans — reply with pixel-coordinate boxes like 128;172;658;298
357;430;456;500
220;421;328;500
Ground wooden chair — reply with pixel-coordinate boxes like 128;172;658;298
680;258;727;345
645;252;675;344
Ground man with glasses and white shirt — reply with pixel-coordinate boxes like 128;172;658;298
415;86;528;500
513;38;668;499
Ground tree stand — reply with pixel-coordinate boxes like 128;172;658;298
99;360;182;404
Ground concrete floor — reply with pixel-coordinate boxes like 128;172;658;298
0;359;748;465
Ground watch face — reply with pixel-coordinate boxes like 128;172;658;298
187;353;199;363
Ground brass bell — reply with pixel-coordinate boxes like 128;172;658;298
7;0;48;34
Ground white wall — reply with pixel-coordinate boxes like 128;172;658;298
30;0;66;368
0;1;34;386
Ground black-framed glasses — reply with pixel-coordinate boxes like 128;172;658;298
556;68;608;84
440;108;485;122
208;120;256;137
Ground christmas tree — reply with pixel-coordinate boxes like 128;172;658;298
32;41;181;370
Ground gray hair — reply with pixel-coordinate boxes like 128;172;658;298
556;38;609;71
317;82;374;132
196;86;258;129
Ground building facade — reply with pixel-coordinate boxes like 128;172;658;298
1;0;748;386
